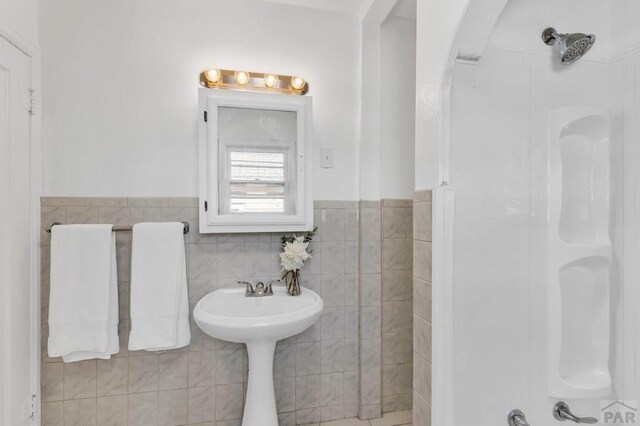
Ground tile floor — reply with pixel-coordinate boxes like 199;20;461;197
313;410;413;426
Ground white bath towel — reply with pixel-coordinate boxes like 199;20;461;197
128;222;190;351
48;224;119;362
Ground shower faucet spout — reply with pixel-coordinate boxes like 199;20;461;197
553;402;598;423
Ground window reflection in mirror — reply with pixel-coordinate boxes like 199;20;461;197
218;106;297;215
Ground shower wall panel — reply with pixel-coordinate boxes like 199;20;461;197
448;45;617;424
547;106;612;399
449;48;531;425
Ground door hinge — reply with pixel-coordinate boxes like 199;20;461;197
29;394;37;419
204;201;208;212
203;111;207;122
28;89;36;115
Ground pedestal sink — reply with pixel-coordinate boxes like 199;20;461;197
193;286;323;426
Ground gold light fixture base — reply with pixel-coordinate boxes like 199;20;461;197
200;68;309;95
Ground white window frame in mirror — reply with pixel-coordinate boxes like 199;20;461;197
198;89;313;233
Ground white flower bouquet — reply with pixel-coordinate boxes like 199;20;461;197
279;227;317;296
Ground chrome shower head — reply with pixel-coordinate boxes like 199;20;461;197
542;27;596;65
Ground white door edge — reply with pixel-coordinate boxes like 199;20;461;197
0;20;41;424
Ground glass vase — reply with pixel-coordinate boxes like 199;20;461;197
284;269;301;296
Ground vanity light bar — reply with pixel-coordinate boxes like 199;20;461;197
200;68;309;95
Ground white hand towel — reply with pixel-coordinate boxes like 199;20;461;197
128;222;190;351
48;224;119;362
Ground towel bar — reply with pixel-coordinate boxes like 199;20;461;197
45;221;190;234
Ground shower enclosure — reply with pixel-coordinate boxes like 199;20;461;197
437;0;640;424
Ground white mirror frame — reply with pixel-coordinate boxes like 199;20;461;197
198;89;313;233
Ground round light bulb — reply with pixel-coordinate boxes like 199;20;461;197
204;68;222;83
290;76;306;91
235;70;251;85
264;73;279;88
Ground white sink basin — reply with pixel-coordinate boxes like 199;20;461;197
194;286;323;343
193;286;323;426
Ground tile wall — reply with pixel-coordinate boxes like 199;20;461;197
380;200;413;413
412;190;432;426
358;199;414;419
40;197;360;426
358;201;382;420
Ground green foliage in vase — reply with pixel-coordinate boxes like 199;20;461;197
280;226;318;247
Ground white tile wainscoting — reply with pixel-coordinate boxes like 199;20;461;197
39;197;417;426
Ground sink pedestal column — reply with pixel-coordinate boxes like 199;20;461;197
243;341;278;426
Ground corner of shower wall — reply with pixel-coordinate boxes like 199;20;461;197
358;197;415;420
380;199;414;413
412;189;433;426
548;105;612;399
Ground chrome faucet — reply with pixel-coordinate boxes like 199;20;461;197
238;281;255;296
264;279;280;294
238;280;280;297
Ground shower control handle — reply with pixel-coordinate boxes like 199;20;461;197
553;402;597;423
508;409;530;426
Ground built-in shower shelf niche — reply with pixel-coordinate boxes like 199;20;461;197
548;106;612;399
558;114;610;244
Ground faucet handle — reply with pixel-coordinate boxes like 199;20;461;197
237;281;255;296
265;279;281;295
553;401;597;424
508;409;530;426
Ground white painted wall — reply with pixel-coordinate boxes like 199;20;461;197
358;0;397;201
359;20;383;201
0;0;38;46
414;0;470;190
39;0;360;200
359;0;415;201
380;16;415;199
262;0;372;18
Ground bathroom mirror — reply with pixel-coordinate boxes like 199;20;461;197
198;89;313;233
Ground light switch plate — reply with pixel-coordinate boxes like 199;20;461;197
320;148;333;168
